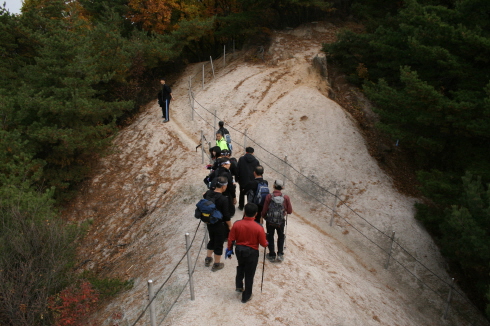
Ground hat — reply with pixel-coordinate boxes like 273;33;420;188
245;147;254;153
274;180;284;189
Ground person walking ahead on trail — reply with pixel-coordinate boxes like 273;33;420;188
216;131;229;152
243;165;268;224
157;77;173;122
203;176;231;272
261;180;292;263
227;203;268;303
236;147;259;210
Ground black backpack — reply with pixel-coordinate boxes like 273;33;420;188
266;194;285;227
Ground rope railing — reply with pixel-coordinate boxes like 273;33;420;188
188;75;488;325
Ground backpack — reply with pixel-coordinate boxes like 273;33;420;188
195;194;223;224
248;180;269;205
266;194;285;227
224;134;233;152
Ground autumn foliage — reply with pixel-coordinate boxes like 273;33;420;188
48;281;99;326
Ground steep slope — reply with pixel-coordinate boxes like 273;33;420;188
62;22;486;326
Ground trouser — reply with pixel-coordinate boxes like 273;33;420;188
161;99;170;120
238;183;246;209
207;222;225;255
255;205;264;224
266;222;285;257
235;245;259;302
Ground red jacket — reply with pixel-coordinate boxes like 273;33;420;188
261;190;293;218
227;216;268;250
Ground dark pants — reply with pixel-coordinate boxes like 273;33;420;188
235;245;259;302
161;98;171;120
207;222;224;255
238;183;246;209
255;205;264;224
266;223;285;257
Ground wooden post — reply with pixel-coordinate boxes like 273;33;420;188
185;233;195;301
210;56;215;79
443;278;455;319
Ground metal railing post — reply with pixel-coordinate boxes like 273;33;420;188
185;233;195;300
210;56;215;79
330;189;339;227
202;64;205;89
443;278;455;319
201;130;204;164
384;231;395;269
244;129;247;151
223;45;226;67
147;280;157;326
214;110;217;137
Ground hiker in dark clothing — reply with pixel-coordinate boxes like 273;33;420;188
227;203;268;303
217;121;230;138
157;78;173;122
204;176;231;272
221;149;238;180
236;147;260;210
243;165;268;224
208;157;237;221
261;180;293;263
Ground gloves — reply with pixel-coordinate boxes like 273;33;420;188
225;248;234;259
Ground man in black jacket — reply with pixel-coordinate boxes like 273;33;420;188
236;147;260;210
203;176;231;272
157;78;173;122
208;157;237;220
242;165;268;224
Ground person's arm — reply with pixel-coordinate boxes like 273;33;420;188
261;194;272;217
284;195;293;215
227;224;236;249
258;228;268;248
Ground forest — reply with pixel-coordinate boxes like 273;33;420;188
0;0;488;324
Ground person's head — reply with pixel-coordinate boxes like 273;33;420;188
215;176;228;191
216;131;223;141
160;78;165;85
245;147;254;154
221;149;231;157
273;179;284;191
218;157;231;170
244;203;258;218
254;165;264;177
219;121;224;127
210;146;221;159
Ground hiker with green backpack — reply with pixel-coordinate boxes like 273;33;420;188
261;180;293;262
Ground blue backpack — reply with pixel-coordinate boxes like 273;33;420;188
248;180;269;205
195;196;223;224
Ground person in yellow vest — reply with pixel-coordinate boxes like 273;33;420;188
216;131;229;151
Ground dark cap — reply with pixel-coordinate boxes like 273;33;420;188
245;147;254;153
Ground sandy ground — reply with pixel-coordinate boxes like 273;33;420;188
63;22;488;326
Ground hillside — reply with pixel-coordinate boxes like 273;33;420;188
62;22;487;326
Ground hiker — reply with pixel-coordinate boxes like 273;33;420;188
220;149;238;181
216;131;229;152
218;121;233;154
243;165;269;224
157;77;173;122
261;180;293;262
203;176;231;272
226;203;268;303
236;147;260;210
208;157;237;220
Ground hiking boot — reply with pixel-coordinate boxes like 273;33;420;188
204;257;213;267
266;253;276;262
235;288;244;292
241;294;253;303
277;254;284;262
211;263;224;272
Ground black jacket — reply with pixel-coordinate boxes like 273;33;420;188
208;166;236;199
236;153;259;185
203;190;230;222
157;84;172;105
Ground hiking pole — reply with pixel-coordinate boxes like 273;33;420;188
284;214;288;250
261;245;267;293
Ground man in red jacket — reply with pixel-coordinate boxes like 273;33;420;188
226;203;268;303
